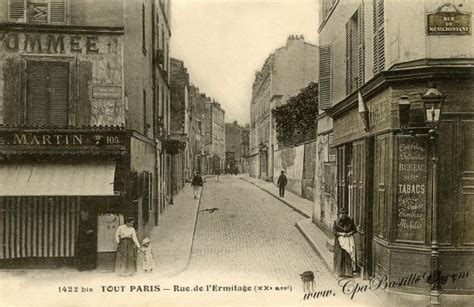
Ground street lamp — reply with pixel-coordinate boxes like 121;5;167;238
420;85;445;306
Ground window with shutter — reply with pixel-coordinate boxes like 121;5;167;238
357;6;365;88
49;0;65;23
26;61;69;126
345;7;364;96
27;62;48;125
47;62;69;126
345;21;352;95
373;0;385;74
8;0;26;22
9;0;67;24
70;0;86;25
319;46;332;110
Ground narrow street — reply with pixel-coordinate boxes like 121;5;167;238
180;175;334;284
165;175;382;307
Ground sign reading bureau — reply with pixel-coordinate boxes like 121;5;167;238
396;136;428;242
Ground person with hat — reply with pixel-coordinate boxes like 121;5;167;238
333;208;358;277
277;170;288;198
115;217;141;276
191;171;203;199
140;237;155;273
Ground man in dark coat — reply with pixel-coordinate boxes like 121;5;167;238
277;170;288;198
191;171;203;199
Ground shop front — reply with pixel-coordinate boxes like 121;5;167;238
328;65;474;296
0;127;156;270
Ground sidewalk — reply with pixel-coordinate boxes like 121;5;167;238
241;176;313;218
147;183;203;278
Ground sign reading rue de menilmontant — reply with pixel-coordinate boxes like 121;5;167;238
427;6;471;35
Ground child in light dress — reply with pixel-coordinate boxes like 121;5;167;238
141;237;155;272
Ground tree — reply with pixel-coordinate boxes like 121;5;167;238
272;82;318;147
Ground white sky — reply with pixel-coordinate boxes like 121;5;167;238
170;0;319;125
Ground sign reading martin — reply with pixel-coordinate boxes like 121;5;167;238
427;3;471;35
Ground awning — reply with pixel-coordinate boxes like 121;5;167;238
0;162;116;196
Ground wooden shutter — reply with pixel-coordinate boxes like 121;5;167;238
357;6;365;88
49;0;66;24
373;0;385;74
76;61;92;126
319;46;332;110
8;0;26;22
47;62;69;126
345;21;352;95
27;62;48;126
3;58;22;125
70;0;86;24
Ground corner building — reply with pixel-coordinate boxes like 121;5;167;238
0;0;171;269
315;0;474;299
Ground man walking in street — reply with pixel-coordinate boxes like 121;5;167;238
191;171;203;199
277;170;287;198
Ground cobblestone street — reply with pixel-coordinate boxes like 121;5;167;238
166;175;382;306
180;175;334;284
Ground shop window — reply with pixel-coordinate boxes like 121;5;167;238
26;61;69;126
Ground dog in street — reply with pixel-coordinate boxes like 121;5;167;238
300;271;315;292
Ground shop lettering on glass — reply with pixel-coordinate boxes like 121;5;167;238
396;136;428;242
0;132;124;146
0;32;102;54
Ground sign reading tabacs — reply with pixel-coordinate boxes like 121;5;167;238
427;4;471;35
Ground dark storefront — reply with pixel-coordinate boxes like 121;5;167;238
0;128;157;269
328;63;474;295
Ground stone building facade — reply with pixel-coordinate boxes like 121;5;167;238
225;121;248;173
249;35;318;182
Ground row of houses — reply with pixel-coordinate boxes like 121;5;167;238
250;0;474;300
0;0;227;270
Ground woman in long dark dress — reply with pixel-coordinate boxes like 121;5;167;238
75;209;97;271
115;217;141;276
333;208;357;277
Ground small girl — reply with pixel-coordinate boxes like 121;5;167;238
141;237;155;273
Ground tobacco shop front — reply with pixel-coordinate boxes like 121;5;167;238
328;64;474;296
0;128;156;270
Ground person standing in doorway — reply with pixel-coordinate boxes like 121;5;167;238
277;170;287;198
191;171;203;199
75;209;97;271
115;217;141;276
333;208;358;277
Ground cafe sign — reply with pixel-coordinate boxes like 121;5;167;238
427;4;471;35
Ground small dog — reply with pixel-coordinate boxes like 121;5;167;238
300;271;316;292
